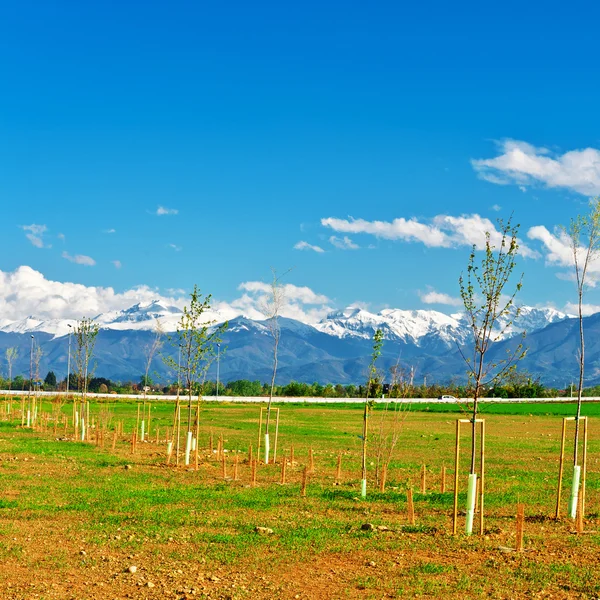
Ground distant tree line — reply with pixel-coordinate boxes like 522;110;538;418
0;369;591;399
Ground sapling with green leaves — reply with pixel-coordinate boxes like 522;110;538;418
458;217;525;533
164;285;228;465
73;317;99;439
563;197;600;518
361;328;383;498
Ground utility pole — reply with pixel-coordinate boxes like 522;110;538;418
66;324;72;396
216;343;220;400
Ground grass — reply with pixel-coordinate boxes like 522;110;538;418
1;398;600;598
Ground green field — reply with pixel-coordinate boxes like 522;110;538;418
0;398;599;598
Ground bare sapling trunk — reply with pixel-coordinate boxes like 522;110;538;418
362;329;383;498
564;198;600;518
262;268;291;464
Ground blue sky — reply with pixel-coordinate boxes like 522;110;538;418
2;1;600;322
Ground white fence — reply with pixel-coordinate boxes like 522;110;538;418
0;390;592;404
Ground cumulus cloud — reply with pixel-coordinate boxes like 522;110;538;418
527;224;600;286
329;235;359;250
112;260;122;269
168;243;182;252
420;290;462;306
564;302;600;316
323;213;539;258
233;281;333;323
21;224;49;248
322;216;448;247
491;204;502;212
472;139;600;196
294;240;325;253
0;266;186;321
0;267;334;325
103;228;116;234
62;251;96;266
156;206;179;216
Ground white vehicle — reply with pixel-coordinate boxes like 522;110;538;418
438;394;456;400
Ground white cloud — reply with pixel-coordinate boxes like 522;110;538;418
329;235;359;250
323;213;539;258
294;240;325;253
21;224;49;248
527;224;600;286
564;302;600;317
57;233;66;241
420;290;462;306
322;216;448;247
472;139;600;196
112;260;122;269
156;206;179;216
491;204;502;212
103;228;116;234
0;266;187;321
0;267;335;325
234;281;333;323
62;251;96;266
168;243;182;252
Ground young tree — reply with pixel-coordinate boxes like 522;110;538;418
5;347;17;403
73;317;100;401
141;319;163;440
563;198;600;518
458;217;525;532
164;285;228;465
361;328;384;498
261;268;291;464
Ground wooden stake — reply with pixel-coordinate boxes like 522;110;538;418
194;404;200;471
112;431;117;450
581;417;588;519
130;432;136;454
420;464;426;494
175;403;181;466
257;408;263;459
273;408;280;463
335;452;342;484
280;453;287;484
222;453;227;479
136;404;140;440
576;491;584;534
301;466;308;497
379;464;387;493
516;503;524;551
248;444;253;464
480;419;486;535
555;417;567;519
441;466;446;493
251;459;257;487
407;488;415;525
452;419;460;535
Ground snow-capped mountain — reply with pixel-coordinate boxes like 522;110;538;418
0;300;580;386
0;300;572;343
313;305;572;347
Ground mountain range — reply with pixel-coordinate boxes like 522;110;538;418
0;300;593;387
